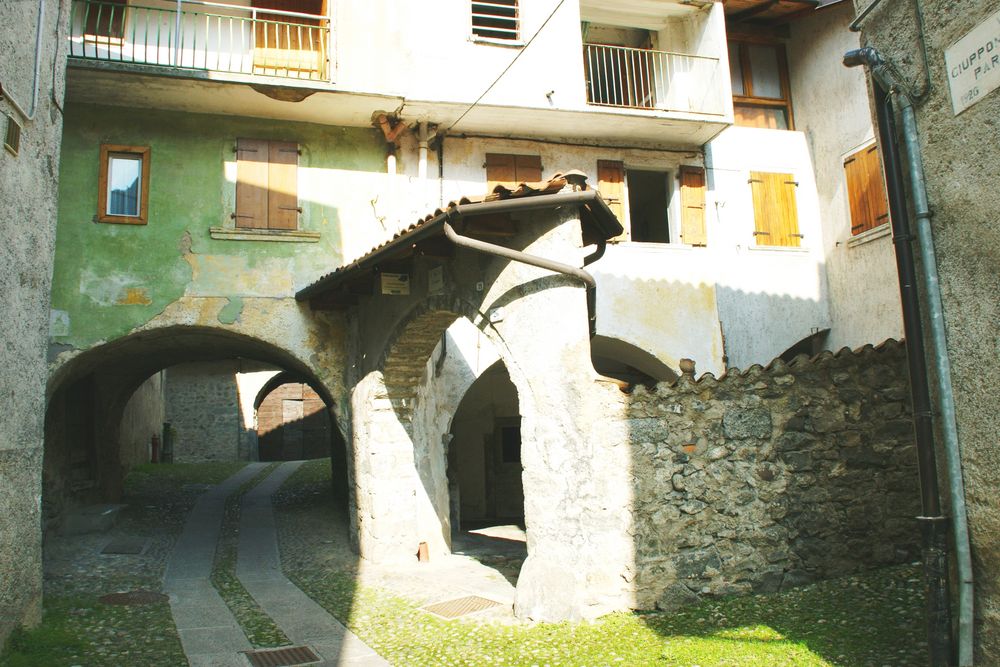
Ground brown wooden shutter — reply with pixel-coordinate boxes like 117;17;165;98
679;165;707;246
235;138;269;229
597;159;627;242
845;143;889;236
268;141;299;230
514;154;542;183
486;153;516;191
750;171;800;247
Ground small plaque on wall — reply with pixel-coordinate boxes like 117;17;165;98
945;8;1000;115
380;272;410;295
428;266;445;295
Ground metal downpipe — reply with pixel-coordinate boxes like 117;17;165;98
895;89;975;667
442;219;598;336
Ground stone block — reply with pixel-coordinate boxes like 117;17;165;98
655;583;701;611
723;407;772;439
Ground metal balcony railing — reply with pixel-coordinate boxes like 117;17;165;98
583;43;724;115
69;0;331;82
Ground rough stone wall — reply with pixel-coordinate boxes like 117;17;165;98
624;341;919;609
165;361;241;462
855;2;1000;660
0;0;70;643
118;372;165;470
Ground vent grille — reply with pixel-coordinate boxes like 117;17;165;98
421;595;503;619
243;645;321;667
4;115;21;156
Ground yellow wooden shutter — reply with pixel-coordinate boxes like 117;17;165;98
235;138;269;229
679;165;707;246
514;154;542;183
486;153;516;191
268;141;299;230
750;171;800;247
597;159;627;242
845;144;889;236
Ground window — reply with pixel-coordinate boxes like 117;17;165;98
597;161;706;245
844;143;889;236
728;40;793;129
98;144;150;225
83;0;127;41
749;171;801;247
597;159;627;241
627;169;670;243
500;423;521;464
234;138;300;230
485;153;541;191
472;0;519;41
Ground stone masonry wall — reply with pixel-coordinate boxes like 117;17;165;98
626;340;919;610
165;361;241;462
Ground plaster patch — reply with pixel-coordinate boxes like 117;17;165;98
79;269;149;307
117;287;152;305
217;297;243;324
49;310;70;337
183;254;295;298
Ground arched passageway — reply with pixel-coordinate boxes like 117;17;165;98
44;325;348;528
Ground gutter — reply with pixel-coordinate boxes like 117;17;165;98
845;46;974;667
0;0;46;122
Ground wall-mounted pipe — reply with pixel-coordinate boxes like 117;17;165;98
417;121;429;182
845;45;974;667
1;0;46;122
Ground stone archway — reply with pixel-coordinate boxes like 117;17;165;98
43;325;348;528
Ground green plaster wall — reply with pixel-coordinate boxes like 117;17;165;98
51;103;384;348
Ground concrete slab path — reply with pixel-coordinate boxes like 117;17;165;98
163;462;266;667
237;461;388;667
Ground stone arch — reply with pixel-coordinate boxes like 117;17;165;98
44;324;348;526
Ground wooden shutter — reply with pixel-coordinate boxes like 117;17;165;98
268;141;299;230
486;153;541;191
514;154;542;183
486;153;516;191
749;171;800;247
679;165;707;246
844;143;889;236
235;138;269;229
597;159;627;242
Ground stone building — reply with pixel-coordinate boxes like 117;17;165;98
0;0;957;649
0;0;70;643
850;1;1000;663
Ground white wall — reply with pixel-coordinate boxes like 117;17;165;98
788;3;902;352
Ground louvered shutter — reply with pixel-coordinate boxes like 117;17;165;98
679;165;707;246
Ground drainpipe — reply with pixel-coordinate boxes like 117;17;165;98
0;0;46;122
846;46;974;666
442;218;598;335
417;121;429;182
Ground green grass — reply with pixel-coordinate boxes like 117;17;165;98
126;461;247;492
279;459;927;667
211;463;290;648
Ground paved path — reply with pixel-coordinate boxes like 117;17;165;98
163;463;266;667
237;461;388;666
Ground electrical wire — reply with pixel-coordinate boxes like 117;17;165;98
445;0;566;134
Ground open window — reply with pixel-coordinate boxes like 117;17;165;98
234;138;300;230
472;0;519;42
728;40;793;129
98;144;150;225
83;0;127;42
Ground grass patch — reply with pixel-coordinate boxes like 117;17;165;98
126;461;247;492
278;459;927;667
211;463;290;648
0;595;185;667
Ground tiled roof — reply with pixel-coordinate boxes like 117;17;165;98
296;173;619;302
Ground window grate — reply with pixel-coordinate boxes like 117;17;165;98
4;115;21;156
472;0;519;41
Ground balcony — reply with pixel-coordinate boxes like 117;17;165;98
69;0;331;82
583;43;725;116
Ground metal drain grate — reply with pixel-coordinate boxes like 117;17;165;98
98;590;167;606
421;595;502;619
102;537;148;554
243;645;321;667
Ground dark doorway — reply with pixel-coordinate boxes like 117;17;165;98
627;169;670;243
